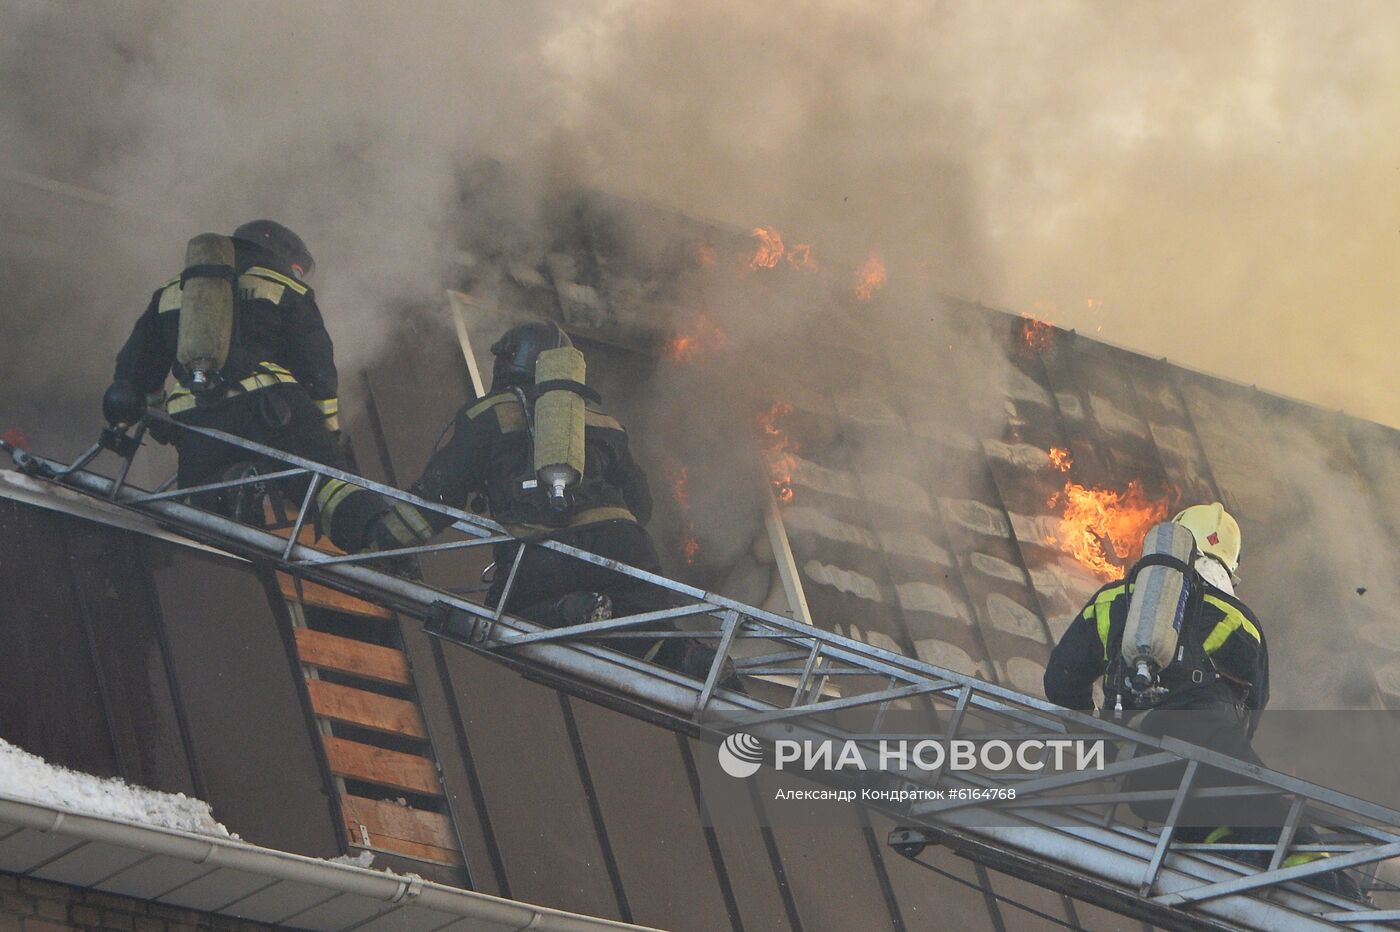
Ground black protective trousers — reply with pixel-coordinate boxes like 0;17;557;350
1123;695;1360;898
171;384;343;513
485;520;721;678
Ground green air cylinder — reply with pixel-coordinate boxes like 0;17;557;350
176;233;236;393
1121;520;1197;692
533;345;587;513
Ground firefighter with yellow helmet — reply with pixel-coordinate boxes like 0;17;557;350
1045;503;1265;834
1045;502;1256;718
1044;503;1358;895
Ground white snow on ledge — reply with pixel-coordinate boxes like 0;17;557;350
0;738;232;838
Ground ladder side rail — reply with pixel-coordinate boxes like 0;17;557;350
13;435;1400;927
35;426;1400;836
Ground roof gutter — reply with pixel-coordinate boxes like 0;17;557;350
0;794;652;932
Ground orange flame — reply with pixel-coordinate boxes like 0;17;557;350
664;460;700;565
748;227;822;275
1045;480;1172;580
854;253;887;302
786;242;819;272
1020;301;1058;350
666;335;696;360
1020;313;1054;353
669;463;691;510
1047;446;1073;472
757;400;799;504
750;228;785;269
665;314;729;362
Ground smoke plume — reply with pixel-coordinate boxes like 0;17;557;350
5;1;1399;437
2;1;1398;721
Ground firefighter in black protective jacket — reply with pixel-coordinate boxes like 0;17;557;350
1045;503;1350;888
104;221;343;515
1045;503;1266;726
317;321;736;683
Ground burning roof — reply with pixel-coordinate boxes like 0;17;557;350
458;183;1400;713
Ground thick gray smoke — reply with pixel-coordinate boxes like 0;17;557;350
6;1;1397;438
0;0;563;455
1;0;1397;721
539;0;1400;429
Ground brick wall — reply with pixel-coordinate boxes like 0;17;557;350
0;873;274;932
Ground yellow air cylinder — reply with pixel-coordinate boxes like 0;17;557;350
176;233;236;393
532;345;587;513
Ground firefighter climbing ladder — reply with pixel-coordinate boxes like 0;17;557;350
6;416;1400;931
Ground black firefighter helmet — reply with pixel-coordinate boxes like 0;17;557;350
232;220;314;280
490;320;572;388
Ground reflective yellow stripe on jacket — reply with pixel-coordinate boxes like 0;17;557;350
1201;594;1262;654
466;393;525;433
1085;584;1128;662
1084;587;1256;662
166;361;299;414
504;505;638;538
244;265;308;295
467;394;624;436
380;501;434;546
1201;827;1327;866
312;397;340;431
462;394;638;535
315;477;360;530
316;478;433;548
157;266;307;314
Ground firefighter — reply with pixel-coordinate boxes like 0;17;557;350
1044;503;1356;895
1045;503;1263;721
103;221;343;518
317;320;736;684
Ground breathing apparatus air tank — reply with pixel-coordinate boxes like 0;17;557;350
1120;520;1197;695
175;233;237;395
532;345;588;514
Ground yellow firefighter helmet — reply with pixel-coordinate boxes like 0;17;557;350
1172;502;1241;573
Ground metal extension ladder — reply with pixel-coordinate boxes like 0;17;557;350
6;414;1400;931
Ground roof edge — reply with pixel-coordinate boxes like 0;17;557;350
0;469;240;559
0;793;651;931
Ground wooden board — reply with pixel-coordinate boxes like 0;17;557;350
293;628;411;686
278;573;391;619
341;794;462;865
323;736;441;796
307;679;427;739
